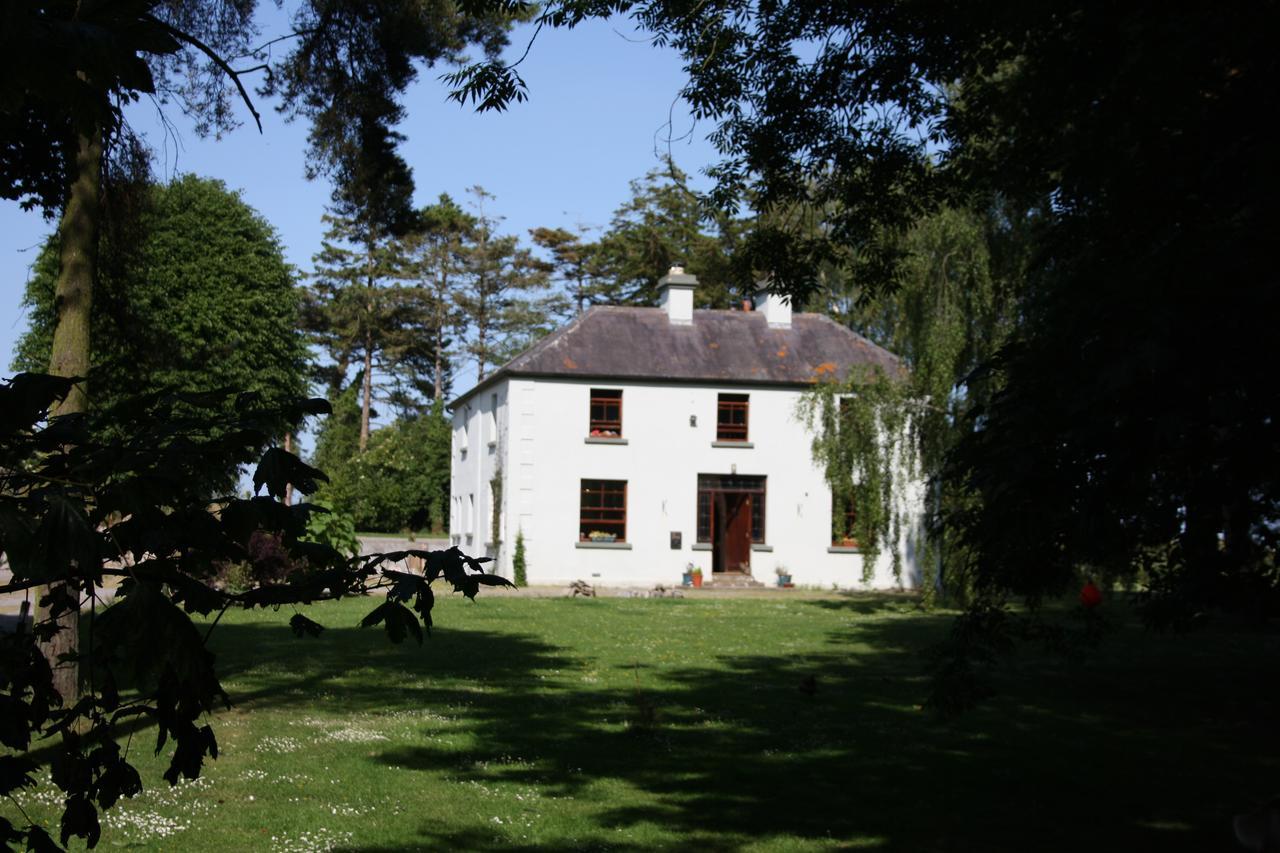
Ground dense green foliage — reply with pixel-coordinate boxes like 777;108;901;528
591;163;746;307
302;499;362;558
802;204;1029;597
312;389;452;534
13;174;308;490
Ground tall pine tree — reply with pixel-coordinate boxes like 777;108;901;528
455;187;557;379
392;194;476;402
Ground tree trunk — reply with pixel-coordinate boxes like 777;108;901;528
359;333;373;451
433;274;445;402
283;432;294;506
360;232;375;451
476;282;488;382
40;125;103;704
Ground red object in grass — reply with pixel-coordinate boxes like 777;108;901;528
1080;581;1103;609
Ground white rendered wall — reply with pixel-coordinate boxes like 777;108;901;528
452;377;925;590
449;382;510;562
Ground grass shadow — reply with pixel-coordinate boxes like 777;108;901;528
19;596;1269;851
343;605;1273;851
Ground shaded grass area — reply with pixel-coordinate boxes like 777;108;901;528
4;593;1277;850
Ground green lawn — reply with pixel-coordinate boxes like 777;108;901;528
5;593;1278;850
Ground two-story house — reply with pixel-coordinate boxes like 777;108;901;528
448;267;925;589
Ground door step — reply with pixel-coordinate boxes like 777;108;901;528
708;572;765;589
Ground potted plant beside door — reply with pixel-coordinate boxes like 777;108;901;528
690;566;703;588
775;566;793;588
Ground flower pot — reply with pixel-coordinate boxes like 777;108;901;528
691;573;703;588
681;572;693;587
776;574;792;587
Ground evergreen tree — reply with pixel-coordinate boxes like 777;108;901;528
594;162;746;308
455;186;557;379
392;194;476;402
529;224;607;316
306;208;413;450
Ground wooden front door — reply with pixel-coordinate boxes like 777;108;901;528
713;492;753;574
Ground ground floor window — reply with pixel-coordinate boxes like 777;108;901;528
832;490;857;546
696;474;766;543
580;479;627;542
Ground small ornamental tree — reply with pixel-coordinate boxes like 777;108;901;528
0;374;511;850
513;529;528;587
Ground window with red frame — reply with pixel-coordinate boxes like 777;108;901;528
588;389;622;437
580;479;627;542
716;393;749;441
832;491;858;546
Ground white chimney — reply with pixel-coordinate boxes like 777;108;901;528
753;279;792;328
658;265;697;325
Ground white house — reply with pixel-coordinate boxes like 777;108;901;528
448;267;925;589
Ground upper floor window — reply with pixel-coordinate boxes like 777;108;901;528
589;389;623;437
580;479;627;542
716;393;749;442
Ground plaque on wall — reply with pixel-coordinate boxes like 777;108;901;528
670;531;682;549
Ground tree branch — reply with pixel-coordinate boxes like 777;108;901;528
230;29;317;62
145;15;264;133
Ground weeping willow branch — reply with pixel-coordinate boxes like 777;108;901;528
799;365;922;584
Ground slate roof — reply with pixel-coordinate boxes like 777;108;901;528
451;306;902;405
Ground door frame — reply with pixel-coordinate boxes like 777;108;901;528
697;474;766;574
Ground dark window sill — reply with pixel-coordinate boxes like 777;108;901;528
584;437;629;445
691;542;712;551
711;441;754;449
575;541;632;550
751;543;773;552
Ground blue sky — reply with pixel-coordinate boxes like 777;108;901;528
0;15;721;392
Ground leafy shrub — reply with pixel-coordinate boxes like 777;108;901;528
303;499;361;557
513;529;527;587
313;397;451;534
